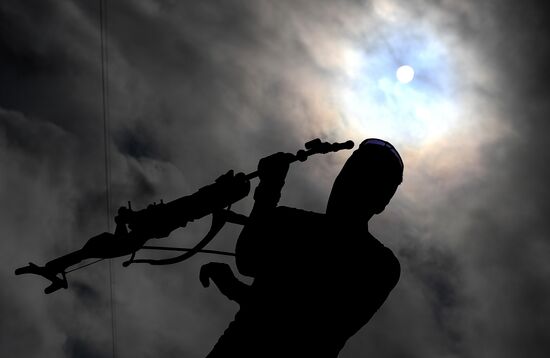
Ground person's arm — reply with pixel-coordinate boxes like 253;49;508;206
235;152;293;277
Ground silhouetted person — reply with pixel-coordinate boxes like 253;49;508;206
200;138;403;357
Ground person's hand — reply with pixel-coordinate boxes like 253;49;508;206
200;262;236;288
257;152;294;184
200;262;249;303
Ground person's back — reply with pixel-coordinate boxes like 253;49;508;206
208;206;400;357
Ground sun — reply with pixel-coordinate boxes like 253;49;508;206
396;65;414;84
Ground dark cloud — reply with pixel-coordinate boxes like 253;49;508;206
1;0;550;358
63;336;109;358
0;273;44;357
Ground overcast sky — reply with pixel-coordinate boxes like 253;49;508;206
1;1;550;357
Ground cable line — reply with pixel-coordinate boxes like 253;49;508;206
99;0;117;357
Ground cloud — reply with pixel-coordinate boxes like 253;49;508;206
1;0;550;357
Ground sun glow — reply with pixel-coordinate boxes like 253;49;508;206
336;27;459;146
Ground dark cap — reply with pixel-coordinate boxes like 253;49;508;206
351;138;404;184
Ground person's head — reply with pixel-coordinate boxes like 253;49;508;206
326;138;404;221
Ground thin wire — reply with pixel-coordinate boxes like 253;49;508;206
141;246;236;257
99;0;117;357
65;259;106;273
66;248;235;275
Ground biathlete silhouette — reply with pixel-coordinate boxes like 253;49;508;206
200;138;404;357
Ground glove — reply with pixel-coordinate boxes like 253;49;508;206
257;152;293;185
253;152;293;204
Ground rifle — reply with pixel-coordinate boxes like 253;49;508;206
15;139;354;294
